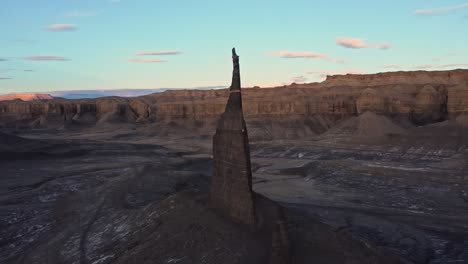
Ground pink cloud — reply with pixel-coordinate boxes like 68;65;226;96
127;58;167;63
382;65;401;69
136;50;183;56
25;56;70;61
432;52;458;62
268;50;328;59
416;3;468;15
336;37;391;50
291;75;307;83
412;64;434;69
411;64;468;70
268;50;344;63
307;69;366;78
438;64;468;68
46;24;77;31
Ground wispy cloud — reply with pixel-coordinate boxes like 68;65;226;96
0;77;12;80
65;11;99;18
0;68;34;72
382;65;401;70
432;52;458;62
268;50;328;59
0;58;7;61
136;50;183;56
308;69;366;78
336;37;391;50
416;3;468;15
291;75;307;83
47;24;77;31
268;50;345;63
25;56;70;61
127;58;167;63
412;64;468;69
439;63;468;68
412;64;434;69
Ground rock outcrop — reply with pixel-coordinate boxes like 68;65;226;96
0;93;54;102
211;48;291;263
323;70;468;87
211;48;256;228
1;70;468;132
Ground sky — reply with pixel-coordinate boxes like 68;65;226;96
0;0;468;94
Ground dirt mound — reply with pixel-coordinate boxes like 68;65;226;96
322;111;406;139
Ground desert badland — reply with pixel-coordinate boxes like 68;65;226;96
0;47;467;263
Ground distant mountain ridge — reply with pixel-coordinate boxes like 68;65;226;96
0;86;227;101
1;69;467;135
0;93;55;102
51;87;227;99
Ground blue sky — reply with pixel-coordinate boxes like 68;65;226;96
1;0;467;93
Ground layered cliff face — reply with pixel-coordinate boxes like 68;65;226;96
0;93;55;102
1;70;467;134
323;69;468;87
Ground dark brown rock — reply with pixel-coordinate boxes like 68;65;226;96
211;48;256;228
270;220;290;264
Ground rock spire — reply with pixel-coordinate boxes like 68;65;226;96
211;48;256;228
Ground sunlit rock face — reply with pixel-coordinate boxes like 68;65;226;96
211;48;256;228
0;93;54;102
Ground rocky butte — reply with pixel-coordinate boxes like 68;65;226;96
0;70;467;134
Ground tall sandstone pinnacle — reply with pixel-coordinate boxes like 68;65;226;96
211;48;256;228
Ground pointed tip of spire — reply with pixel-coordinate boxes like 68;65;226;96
232;48;238;58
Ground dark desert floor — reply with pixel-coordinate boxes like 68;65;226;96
1;121;467;264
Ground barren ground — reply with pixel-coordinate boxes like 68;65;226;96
1;122;467;264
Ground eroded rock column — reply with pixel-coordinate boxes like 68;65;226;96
211;48;256;228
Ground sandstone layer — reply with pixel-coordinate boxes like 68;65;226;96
0;70;467;135
0;93;54;102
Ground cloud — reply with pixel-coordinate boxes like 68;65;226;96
136;50;183;56
308;69;366;78
411;64;468;69
24;69;35;72
411;64;434;69
0;58;7;61
127;58;167;63
25;56;70;61
65;11;99;18
432;52;458;62
47;24;77;31
336;37;391;50
438;64;468;68
416;3;468;16
291;75;307;83
268;50;346;63
268;50;328;59
0;77;12;80
382;65;401;69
